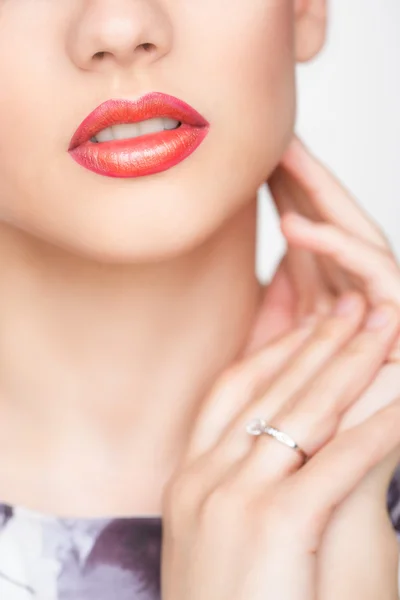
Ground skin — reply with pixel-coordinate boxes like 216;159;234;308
245;137;400;599
0;0;399;597
0;0;313;508
162;297;400;600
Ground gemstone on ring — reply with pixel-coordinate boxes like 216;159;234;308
246;418;267;436
246;419;309;464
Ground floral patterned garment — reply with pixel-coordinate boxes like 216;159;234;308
0;509;162;599
1;465;400;599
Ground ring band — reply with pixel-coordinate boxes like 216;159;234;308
246;418;309;464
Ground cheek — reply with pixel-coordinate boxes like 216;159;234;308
0;20;48;219
175;1;296;181
0;74;53;223
0;0;295;257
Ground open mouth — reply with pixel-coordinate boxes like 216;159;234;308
90;118;182;143
68;93;210;178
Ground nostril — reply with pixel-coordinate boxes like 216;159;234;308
140;43;155;53
92;45;154;60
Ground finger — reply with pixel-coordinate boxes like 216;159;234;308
184;323;317;465
187;292;365;464
173;324;318;516
183;293;367;505
282;212;400;305
231;302;400;487
338;362;400;433
285;395;400;546
279;135;389;249
268;173;340;316
269;155;318;223
237;293;367;429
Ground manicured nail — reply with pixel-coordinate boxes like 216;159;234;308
365;306;396;330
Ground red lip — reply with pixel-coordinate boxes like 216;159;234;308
68;92;210;178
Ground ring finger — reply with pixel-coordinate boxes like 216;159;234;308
233;303;400;489
183;295;369;505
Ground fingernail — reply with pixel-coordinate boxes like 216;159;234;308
365;306;397;330
334;294;360;317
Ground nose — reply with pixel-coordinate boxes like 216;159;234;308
67;0;172;72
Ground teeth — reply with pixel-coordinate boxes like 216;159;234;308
112;123;144;140
93;118;180;143
163;118;180;130
137;118;165;136
95;127;114;143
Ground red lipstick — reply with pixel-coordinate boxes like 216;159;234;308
68;92;210;178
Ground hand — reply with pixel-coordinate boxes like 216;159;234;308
244;135;400;364
161;294;400;600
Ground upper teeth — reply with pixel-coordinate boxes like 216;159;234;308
92;118;180;143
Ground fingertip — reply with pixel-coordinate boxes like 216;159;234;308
280;213;316;239
280;134;307;167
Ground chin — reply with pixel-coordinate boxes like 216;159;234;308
12;163;264;264
2;123;288;264
16;190;247;265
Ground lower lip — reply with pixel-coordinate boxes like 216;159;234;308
68;123;209;178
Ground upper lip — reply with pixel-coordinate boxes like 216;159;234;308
68;92;209;151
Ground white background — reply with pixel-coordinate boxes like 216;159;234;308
257;0;400;283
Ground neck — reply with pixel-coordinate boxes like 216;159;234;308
0;199;263;485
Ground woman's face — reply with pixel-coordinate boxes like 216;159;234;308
0;0;296;262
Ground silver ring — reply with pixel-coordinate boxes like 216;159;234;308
246;418;309;464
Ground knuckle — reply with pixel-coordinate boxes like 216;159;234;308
201;484;254;526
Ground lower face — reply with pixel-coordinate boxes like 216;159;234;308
0;0;296;262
